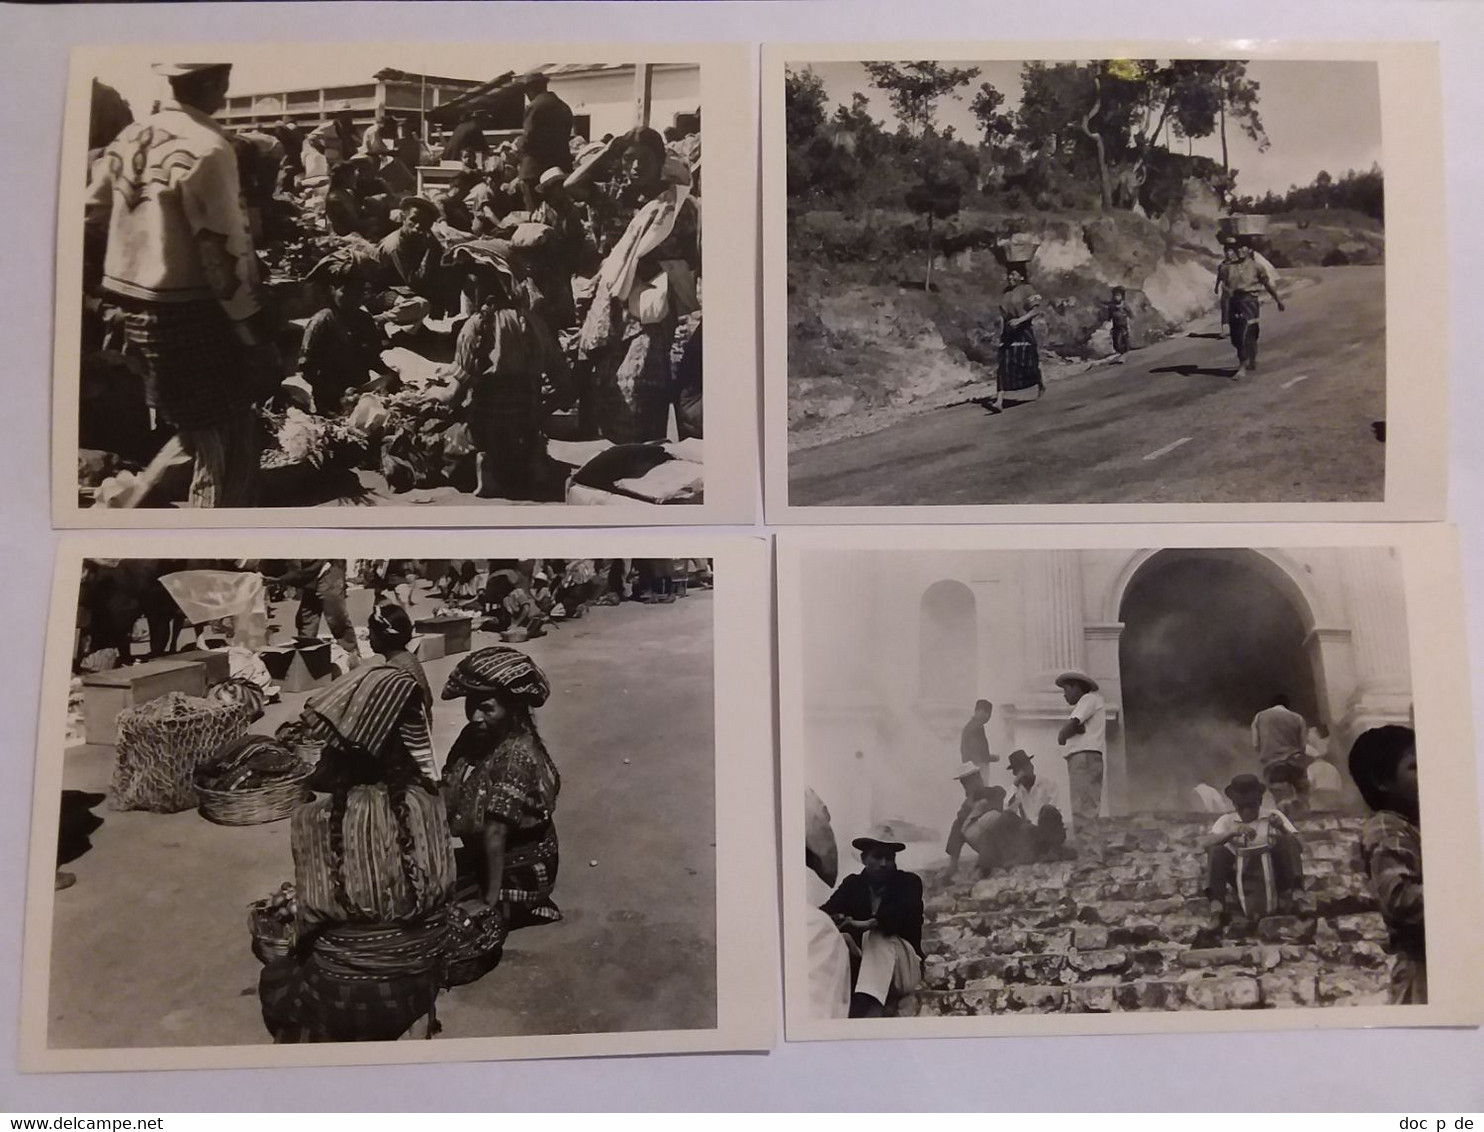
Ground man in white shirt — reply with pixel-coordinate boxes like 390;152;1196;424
995;749;1069;866
1056;670;1106;822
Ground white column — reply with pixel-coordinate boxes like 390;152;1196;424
1022;550;1085;688
1340;547;1411;695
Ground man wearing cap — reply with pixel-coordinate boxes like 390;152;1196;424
1203;772;1303;918
518;72;574;212
84;62;279;508
960;698;998;776
1056;670;1107;823
943;763;1007;879
819;827;924;1017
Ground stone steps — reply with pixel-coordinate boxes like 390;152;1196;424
901;811;1391;1016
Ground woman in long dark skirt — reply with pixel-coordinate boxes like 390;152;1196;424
993;264;1045;411
440;647;562;931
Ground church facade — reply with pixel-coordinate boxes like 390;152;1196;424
800;545;1413;854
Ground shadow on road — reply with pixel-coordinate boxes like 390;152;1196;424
1186;331;1228;341
1150;363;1241;379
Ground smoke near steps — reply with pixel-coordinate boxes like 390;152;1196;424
1120;554;1318;811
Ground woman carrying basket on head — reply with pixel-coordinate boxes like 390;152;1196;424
440;647;563;932
257;664;455;1043
991;258;1045;413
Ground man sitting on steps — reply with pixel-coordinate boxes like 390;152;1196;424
1203;773;1305;922
820;827;925;1018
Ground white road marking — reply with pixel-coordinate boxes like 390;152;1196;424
1281;374;1310;389
1142;437;1192;461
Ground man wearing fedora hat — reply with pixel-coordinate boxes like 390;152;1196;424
1202;772;1303;919
819;826;924;1017
85;62;279;508
1056;670;1107;823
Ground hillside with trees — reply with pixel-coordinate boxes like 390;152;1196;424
785;60;1385;445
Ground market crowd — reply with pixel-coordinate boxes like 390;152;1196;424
71;556;712;1042
80;62;703;508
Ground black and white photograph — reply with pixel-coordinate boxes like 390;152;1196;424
21;534;774;1070
54;43;758;528
763;44;1447;522
777;525;1483;1038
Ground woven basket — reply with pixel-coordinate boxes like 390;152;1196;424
443;900;507;987
249;909;297;964
197;767;314;826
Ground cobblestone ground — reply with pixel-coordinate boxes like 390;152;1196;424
902;812;1392;1016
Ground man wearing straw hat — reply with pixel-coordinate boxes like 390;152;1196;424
85;62;279;508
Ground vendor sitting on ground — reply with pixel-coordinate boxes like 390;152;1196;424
259;664;455;1043
370;196;448;325
481;566;548;638
1202;773;1304;920
820;827;924;1018
297;257;400;416
440;647;563;930
943;762;1008;880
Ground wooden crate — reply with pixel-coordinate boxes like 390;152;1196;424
415;616;472;656
409;633;446;662
176;649;233;687
259;641;334;693
82;660;207;747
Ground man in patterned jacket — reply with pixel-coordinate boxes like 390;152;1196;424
86;62;280;508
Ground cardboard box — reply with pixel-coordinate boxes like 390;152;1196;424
176;649;233;687
409;633;446;662
415;615;472;656
82;659;207;747
259;640;334;693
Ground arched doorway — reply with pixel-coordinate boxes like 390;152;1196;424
919;580;977;705
1118;550;1320;811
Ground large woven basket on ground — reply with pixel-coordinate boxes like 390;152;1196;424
194;735;315;826
110;693;252;813
196;769;314;826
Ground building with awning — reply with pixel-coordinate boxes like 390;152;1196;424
216;61;700;149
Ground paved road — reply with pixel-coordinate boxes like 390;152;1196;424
51;586;716;1048
790;266;1386;507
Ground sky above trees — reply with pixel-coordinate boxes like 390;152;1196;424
802;58;1382;198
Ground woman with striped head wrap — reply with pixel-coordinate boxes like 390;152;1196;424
258;663;456;1043
439;646;562;929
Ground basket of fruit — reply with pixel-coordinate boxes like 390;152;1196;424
249;882;299;964
194;735;314;826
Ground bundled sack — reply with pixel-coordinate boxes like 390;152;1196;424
208;676;267;721
195;733;308;793
110;692;252;813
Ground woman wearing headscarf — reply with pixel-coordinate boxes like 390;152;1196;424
440;647;562;930
993;262;1045;411
429;242;570;499
258;664;455;1043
